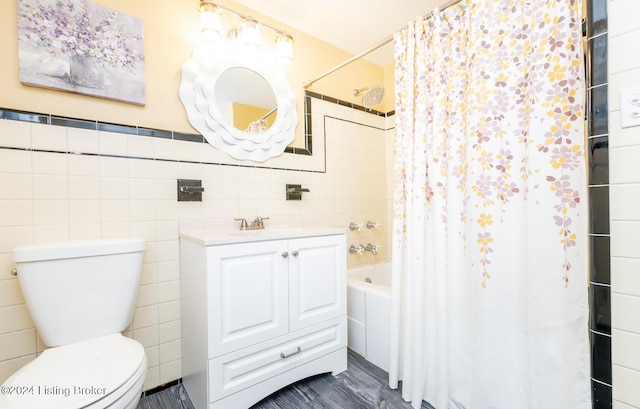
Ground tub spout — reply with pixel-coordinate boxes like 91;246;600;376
364;243;380;255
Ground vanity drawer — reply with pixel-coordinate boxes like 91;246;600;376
209;317;346;402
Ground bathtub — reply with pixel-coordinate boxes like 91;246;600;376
347;261;391;371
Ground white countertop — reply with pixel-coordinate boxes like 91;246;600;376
179;226;346;246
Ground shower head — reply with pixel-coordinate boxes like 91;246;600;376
353;86;385;109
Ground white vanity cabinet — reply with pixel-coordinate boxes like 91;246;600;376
180;229;347;409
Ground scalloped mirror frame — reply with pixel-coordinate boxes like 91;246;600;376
179;42;298;162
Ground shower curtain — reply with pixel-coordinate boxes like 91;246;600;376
389;1;590;408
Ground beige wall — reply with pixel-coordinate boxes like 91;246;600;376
609;0;640;408
0;0;394;393
0;0;393;145
383;62;396;113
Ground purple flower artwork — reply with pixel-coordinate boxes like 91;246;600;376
17;0;146;105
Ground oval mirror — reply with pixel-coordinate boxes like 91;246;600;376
214;67;277;134
179;42;297;162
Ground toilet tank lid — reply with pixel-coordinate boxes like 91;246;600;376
13;238;145;262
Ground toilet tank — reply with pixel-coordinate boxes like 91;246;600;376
13;238;145;347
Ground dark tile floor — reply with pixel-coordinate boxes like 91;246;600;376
137;349;433;409
136;382;194;409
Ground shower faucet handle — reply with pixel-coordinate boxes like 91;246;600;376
366;221;381;229
349;222;364;231
349;245;365;255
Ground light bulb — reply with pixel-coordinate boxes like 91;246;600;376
199;2;221;41
239;17;261;46
275;32;293;65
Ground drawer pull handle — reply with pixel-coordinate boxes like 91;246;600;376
281;252;289;258
280;346;302;359
291;250;299;257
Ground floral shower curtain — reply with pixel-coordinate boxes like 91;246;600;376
389;1;590;408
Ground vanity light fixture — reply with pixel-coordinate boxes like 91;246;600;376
198;0;294;64
239;17;261;46
275;32;293;65
199;2;222;41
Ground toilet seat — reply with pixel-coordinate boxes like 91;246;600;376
0;334;146;409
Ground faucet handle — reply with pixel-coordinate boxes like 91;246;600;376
349;245;364;255
234;218;248;230
254;216;269;224
349;222;364;231
366;221;381;229
250;216;269;230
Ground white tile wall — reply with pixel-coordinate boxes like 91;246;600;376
616;401;639;409
609;0;640;407
0;98;392;391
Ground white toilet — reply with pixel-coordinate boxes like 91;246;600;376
0;238;148;409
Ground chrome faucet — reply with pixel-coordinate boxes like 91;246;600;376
364;243;381;255
249;216;269;230
234;216;269;230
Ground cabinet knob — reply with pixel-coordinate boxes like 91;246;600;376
281;252;289;258
291;250;299;257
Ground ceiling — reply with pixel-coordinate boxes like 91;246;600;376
231;0;445;67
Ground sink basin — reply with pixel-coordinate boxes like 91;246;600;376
226;227;297;238
227;230;270;236
180;226;346;246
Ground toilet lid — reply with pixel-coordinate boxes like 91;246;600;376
0;334;145;409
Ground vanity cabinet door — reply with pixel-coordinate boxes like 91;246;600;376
288;235;347;332
207;240;289;357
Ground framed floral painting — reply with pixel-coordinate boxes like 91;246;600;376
17;0;146;105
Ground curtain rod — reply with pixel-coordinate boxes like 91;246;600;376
302;0;464;88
